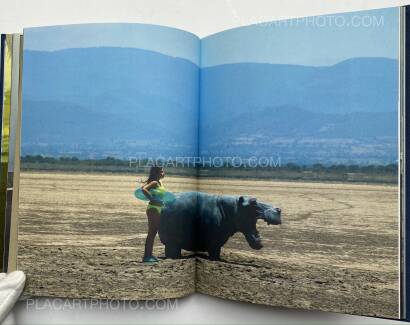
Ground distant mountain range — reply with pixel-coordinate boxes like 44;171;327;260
22;47;398;165
22;47;199;158
200;58;398;117
200;57;398;165
201;105;397;165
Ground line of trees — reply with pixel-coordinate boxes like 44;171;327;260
22;155;128;166
21;155;398;174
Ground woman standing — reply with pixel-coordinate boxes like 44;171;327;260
141;166;166;263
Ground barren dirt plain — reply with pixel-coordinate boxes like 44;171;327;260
18;171;399;318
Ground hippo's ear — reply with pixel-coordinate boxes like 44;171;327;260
249;198;257;206
238;196;245;205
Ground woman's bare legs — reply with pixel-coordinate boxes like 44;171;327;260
144;208;161;258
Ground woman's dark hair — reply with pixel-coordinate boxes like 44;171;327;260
144;166;163;184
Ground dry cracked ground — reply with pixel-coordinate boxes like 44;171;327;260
18;171;399;318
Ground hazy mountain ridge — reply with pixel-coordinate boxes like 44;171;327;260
22;47;200;158
22;48;398;164
200;57;397;116
201;105;397;165
200;57;398;164
204;105;397;140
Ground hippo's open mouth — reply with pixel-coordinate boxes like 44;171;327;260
245;232;263;250
260;207;282;225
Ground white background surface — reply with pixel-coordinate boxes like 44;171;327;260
0;0;409;324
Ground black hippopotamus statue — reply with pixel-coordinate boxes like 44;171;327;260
158;192;281;260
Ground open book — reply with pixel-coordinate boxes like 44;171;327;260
1;4;409;321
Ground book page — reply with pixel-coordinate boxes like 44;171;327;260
5;34;23;273
18;23;200;300
0;34;12;272
198;7;400;319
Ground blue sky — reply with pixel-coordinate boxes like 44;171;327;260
24;23;201;65
24;7;399;68
202;7;399;67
